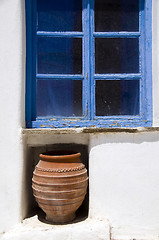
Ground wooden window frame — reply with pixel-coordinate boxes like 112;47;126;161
25;0;152;128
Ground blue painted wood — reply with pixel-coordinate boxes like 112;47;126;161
25;0;32;127
25;0;37;126
144;0;152;123
37;31;84;37
90;0;95;120
32;0;37;121
31;119;152;128
36;74;84;80
82;0;90;119
94;74;141;80
25;0;152;128
93;32;140;38
138;0;152;124
139;0;144;119
94;115;141;120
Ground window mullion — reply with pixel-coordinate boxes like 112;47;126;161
139;0;152;121
144;0;152;121
139;0;143;119
93;32;140;38
82;0;91;119
36;74;84;80
94;74;141;80
37;31;83;37
33;0;37;121
90;0;95;120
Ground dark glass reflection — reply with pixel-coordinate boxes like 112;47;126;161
95;38;139;73
37;80;82;117
96;80;139;116
37;0;82;31
95;0;139;32
37;38;82;74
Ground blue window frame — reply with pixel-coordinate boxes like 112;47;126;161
25;0;152;128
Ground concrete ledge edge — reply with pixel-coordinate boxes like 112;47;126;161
22;127;159;135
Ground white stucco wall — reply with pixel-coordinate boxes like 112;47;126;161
1;0;159;240
89;132;159;239
0;0;25;236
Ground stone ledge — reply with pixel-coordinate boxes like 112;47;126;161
1;216;110;240
22;127;159;135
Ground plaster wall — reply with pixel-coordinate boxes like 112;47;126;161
0;0;159;239
89;132;159;239
0;0;25;236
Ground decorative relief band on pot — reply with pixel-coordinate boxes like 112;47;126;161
35;164;86;173
32;151;88;223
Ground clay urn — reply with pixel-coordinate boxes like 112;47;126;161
32;151;88;223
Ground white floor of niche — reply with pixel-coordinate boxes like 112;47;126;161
1;215;110;240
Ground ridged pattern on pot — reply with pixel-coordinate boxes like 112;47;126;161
32;152;88;223
35;164;85;173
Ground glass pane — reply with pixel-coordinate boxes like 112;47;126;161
37;0;82;32
95;38;139;73
37;80;82;117
37;38;82;74
96;80;139;116
95;0;139;32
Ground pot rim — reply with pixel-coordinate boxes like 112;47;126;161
40;151;81;161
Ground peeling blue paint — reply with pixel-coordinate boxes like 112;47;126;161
25;0;152;129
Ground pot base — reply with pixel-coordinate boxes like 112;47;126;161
46;212;76;223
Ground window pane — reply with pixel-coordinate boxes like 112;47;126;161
95;0;139;32
95;38;139;73
37;80;82;117
37;38;82;74
96;80;139;116
37;0;82;32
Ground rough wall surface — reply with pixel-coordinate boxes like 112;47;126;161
89;132;159;238
0;0;159;240
0;0;25;236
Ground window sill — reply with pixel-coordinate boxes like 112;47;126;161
22;127;159;135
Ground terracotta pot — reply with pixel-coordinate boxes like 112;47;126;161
32;151;88;223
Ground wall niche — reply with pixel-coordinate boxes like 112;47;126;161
23;143;89;224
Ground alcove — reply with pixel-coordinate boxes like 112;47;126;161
23;143;89;224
